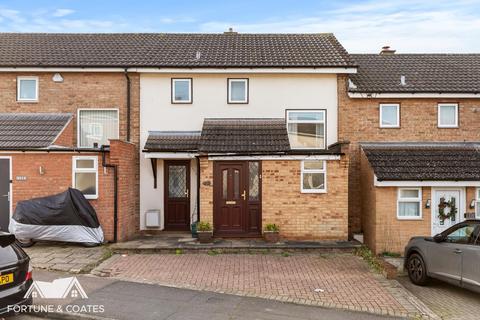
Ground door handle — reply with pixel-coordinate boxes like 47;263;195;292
1;192;9;201
241;190;246;201
454;249;462;254
185;189;189;198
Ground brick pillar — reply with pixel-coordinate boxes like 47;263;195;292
199;157;213;225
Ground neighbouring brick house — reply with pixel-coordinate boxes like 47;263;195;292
340;50;480;253
0;34;141;241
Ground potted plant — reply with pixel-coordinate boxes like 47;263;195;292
197;221;213;243
263;223;280;242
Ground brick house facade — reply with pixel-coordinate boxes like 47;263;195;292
0;71;140;242
340;52;480;254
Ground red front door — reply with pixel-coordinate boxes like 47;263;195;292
213;161;261;237
164;160;190;231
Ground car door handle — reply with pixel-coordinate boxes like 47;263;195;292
454;249;462;254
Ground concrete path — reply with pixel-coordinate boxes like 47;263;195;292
92;252;436;318
17;270;398;320
24;242;111;274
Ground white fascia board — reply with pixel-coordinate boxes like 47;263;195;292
374;175;480;187
0;67;127;72
207;154;341;161
0;67;358;74
349;92;480;99
131;67;357;74
144;152;198;159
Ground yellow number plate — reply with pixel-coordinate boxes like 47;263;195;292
0;273;14;285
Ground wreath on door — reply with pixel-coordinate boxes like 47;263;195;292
438;197;457;222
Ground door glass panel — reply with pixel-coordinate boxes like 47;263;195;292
249;162;259;201
234;169;240;198
168;165;186;198
222;169;228;199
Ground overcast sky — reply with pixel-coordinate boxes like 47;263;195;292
1;0;479;53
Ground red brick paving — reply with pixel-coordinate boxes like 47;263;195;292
93;253;436;318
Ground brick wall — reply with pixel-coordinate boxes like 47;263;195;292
198;157;349;240
7;152;115;240
0;71;141;241
262;158;349;240
338;75;480;235
109;140;138;241
199;157;214;225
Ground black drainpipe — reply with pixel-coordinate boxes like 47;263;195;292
124;68;131;142
195;156;201;222
101;146;118;243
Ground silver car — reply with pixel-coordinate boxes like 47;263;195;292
404;219;480;293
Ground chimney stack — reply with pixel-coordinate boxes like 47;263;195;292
224;27;238;34
380;46;396;55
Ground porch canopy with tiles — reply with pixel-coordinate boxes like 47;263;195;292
360;142;480;253
142;118;349;240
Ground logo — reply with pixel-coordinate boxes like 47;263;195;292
24;277;88;299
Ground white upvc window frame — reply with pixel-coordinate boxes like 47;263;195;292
228;78;249;104
397;188;422;220
77;108;120;148
171;78;192;104
17;76;39;102
286;110;326;150
72;156;99;199
438;103;459;128
379;103;400;128
475;188;480;219
300;160;327;193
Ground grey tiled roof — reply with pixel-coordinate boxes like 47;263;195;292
362;142;480;181
0;113;72;149
349;54;480;93
0;33;355;68
144;131;201;152
199;118;290;153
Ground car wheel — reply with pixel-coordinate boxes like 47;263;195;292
407;253;429;285
16;238;36;248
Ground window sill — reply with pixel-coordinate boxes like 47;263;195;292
84;195;98;200
380;126;400;129
171;101;192;104
17;100;38;103
396;217;423;221
228;101;249;104
301;189;327;194
438;126;459;129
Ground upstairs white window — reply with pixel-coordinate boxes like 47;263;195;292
287;110;326;149
228;79;248;103
17;76;38;101
78;109;119;148
72;156;98;199
301;160;326;193
379;104;400;128
397;188;422;219
438;103;458;128
172;78;192;103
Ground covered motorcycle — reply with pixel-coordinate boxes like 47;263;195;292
9;188;104;246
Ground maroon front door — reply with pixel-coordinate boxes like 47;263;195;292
213;161;261;237
164;161;190;231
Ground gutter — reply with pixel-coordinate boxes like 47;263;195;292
124;69;131;142
0;147;105;152
101;145;118;243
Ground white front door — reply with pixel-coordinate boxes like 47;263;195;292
432;189;465;235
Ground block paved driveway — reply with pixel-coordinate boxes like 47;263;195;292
93;253;436;318
399;276;480;320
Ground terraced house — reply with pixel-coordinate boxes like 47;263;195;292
341;50;480;253
0;33;478;254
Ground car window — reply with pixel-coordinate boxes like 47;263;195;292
445;225;477;244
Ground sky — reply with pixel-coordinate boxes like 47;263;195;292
0;0;480;53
